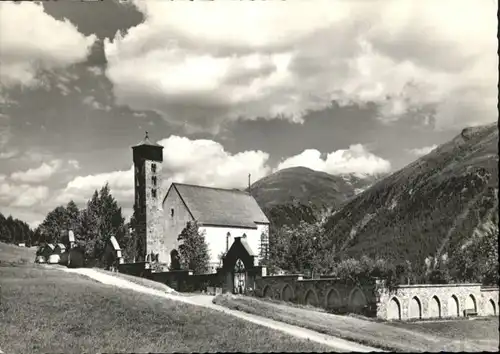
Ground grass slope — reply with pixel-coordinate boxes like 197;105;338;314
0;263;330;353
323;123;499;276
0;242;36;264
214;295;499;352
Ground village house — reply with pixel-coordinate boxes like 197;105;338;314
34;243;58;264
132;132;270;273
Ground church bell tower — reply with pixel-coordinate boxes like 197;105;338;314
132;132;165;263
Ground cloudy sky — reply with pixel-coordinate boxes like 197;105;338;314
0;0;497;227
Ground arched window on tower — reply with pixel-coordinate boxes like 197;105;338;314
152;189;157;198
151;163;157;173
152;176;157;186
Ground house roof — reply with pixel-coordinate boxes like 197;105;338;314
56;243;66;250
68;230;75;243
47;244;55;250
168;183;269;228
110;236;121;251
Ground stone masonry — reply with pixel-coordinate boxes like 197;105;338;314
132;136;166;264
253;274;499;321
376;283;499;320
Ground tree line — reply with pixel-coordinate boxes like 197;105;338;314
34;183;134;264
0;213;33;245
263;217;499;286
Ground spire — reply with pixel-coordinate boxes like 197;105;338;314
133;130;162;148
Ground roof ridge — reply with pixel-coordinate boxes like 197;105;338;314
173;182;250;194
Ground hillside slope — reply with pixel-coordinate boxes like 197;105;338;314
322;122;498;281
249;167;377;227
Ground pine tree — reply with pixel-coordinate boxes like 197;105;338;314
177;221;210;274
65;200;80;236
38;206;67;244
79;190;101;259
77;184;126;264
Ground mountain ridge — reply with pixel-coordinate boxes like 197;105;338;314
321;122;498;281
248;166;379;227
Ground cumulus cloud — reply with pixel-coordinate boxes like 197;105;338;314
276;145;391;177
82;95;112;111
56;166;135;206
158;136;271;189
68;159;81;170
104;0;496;132
57;136;271;207
408;144;438;157
10;160;63;183
0;2;96;88
0;182;49;208
0;113;12;152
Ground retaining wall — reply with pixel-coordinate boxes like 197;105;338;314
255;275;378;316
377;283;499;320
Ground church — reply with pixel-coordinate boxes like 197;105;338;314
132;133;270;273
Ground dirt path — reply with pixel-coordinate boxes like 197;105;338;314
61;268;381;352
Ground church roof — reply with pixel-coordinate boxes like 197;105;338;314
133;131;163;148
170;183;269;228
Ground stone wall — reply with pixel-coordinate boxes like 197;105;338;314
149;269;225;292
144;160;167;263
377;283;500;320
118;262;152;278
255;275;378;316
252;275;499;321
479;286;499;316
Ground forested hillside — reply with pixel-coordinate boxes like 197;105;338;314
0;213;34;246
320;123;498;283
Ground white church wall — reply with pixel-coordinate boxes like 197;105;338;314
200;223;269;273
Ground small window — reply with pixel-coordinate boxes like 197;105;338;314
171;208;174;217
151;163;156;173
152;189;157;198
152;176;157;186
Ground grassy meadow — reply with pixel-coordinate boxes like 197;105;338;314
0;243;331;353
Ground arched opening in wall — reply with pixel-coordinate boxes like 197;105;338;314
448;295;460;317
325;288;341;309
409;296;422;319
466;294;477;313
349;288;367;312
304;289;318;307
170;249;180;270
281;284;293;302
430;296;441;318
233;259;246;294
486;299;496;316
263;285;272;298
387;297;401;320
